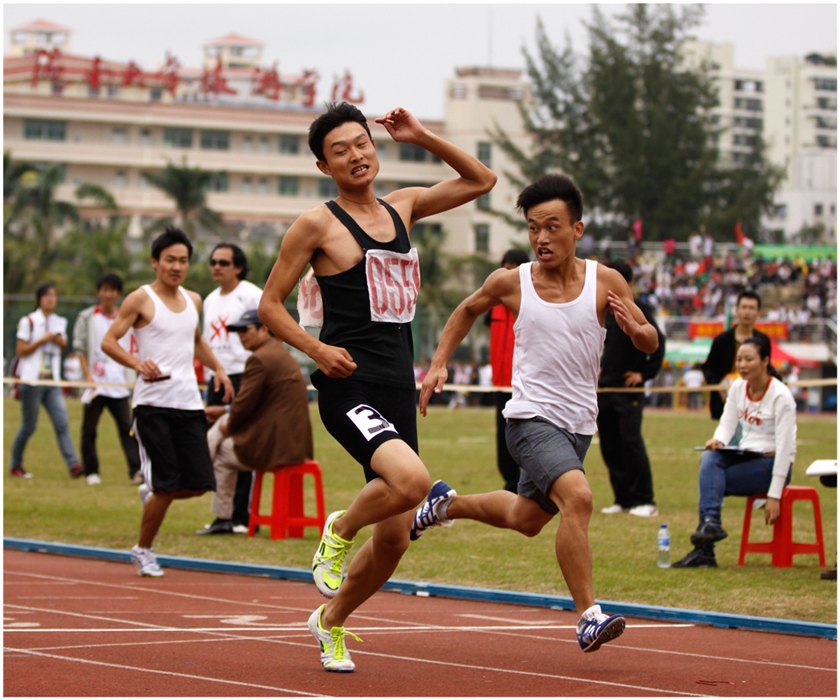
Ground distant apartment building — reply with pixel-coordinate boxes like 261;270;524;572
682;40;837;242
3;19;532;258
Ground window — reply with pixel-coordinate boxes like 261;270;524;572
477;141;492;167
815;203;824;216
243;135;253;152
115;170;127;188
259;137;270;154
150;88;162;102
815;78;837;92
107;85;119;99
88;86;100;98
242;177;253;194
279;134;299;154
140;129;151;147
163;127;193;148
112;128;128;145
258;178;269;195
474;223;490;253
201;130;230;150
206;172;228;192
278;176;298;196
400;143;429;162
318;179;339;198
733;97;762;111
23;119;67;141
477;192;491;211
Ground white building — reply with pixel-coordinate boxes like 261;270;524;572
3;19;531;259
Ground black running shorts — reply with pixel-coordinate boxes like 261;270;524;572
314;377;418;483
133;406;216;493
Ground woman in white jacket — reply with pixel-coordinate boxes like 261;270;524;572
673;335;797;568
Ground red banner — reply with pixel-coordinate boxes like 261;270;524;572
688;321;789;340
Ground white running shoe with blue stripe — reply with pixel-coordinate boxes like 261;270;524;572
576;605;625;652
410;480;456;541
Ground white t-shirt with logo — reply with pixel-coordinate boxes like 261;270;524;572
202;280;263;376
15;309;67;382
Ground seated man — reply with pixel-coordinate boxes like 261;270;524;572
198;309;314;534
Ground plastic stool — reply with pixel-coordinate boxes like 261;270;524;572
247;460;326;540
739;485;826;567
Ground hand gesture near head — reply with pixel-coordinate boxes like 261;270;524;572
375;107;426;144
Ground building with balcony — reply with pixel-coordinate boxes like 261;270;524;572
3;19;532;258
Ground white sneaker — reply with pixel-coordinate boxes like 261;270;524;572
86;473;102;485
130;545;163;577
232;524;249;534
308;604;361;672
138;483;152;506
628;504;659;517
601;504;627;514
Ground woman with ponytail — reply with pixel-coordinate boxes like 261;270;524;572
673;335;797;568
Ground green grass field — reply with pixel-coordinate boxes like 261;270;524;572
3;396;836;624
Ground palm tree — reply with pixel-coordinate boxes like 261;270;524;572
142;158;229;238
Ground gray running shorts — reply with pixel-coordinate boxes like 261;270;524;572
505;416;591;515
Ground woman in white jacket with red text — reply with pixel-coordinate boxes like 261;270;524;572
673;335;797;568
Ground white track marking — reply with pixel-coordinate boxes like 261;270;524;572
3;647;324;697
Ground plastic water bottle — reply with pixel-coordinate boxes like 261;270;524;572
657;524;671;568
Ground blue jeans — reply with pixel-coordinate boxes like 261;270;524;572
697;449;790;524
11;384;79;470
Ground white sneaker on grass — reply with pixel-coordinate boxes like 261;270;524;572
628;504;659;517
600;504;627;514
85;473;101;485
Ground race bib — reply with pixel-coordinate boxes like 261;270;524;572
365;248;420;323
297;268;324;328
346;404;397;442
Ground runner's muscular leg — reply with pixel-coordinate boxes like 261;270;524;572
330;439;431;542
446;490;554;537
549;469;596;613
321;509;413;629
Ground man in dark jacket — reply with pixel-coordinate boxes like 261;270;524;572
701;290;767;420
197;309;313;534
597;260;666;517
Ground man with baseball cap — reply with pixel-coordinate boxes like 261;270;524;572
197;308;313;535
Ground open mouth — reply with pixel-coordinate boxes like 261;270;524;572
351;165;368;176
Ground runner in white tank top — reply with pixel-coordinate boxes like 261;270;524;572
417;175;659;654
102;228;234;579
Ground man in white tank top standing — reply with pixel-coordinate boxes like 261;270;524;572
416;175;659;654
102;227;234;578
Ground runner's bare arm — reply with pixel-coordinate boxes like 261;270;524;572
259;214;358;378
376;107;496;224
101;289;156;377
601;266;659;355
419;269;514;416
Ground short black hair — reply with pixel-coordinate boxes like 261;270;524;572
96;273;124;293
515;174;583;223
34;283;56;309
501;249;530;267
308;101;372;162
737;289;762;310
151;226;193;261
605;259;633;283
211;243;249;281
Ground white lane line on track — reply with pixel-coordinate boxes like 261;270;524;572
5;570;835;674
3;647;324;697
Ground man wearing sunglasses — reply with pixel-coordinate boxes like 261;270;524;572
198;243;263;534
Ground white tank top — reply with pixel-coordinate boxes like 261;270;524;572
131;285;203;410
503;260;606;435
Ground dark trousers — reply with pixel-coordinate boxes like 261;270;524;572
207;373;252;525
495;391;520;493
81;395;140;477
596;392;655;508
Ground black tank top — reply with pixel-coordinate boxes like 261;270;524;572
310;199;416;390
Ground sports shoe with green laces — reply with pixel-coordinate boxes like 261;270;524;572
308;604;362;672
312;510;354;598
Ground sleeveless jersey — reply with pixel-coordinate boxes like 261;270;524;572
131;285;203;410
503;260;606;435
312;199;419;389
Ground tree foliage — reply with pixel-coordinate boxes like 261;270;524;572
494;4;782;242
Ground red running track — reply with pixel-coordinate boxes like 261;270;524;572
4;549;836;697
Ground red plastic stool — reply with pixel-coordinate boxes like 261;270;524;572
248;460;326;540
739;485;826;567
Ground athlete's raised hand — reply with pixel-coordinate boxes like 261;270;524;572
375;107;425;144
